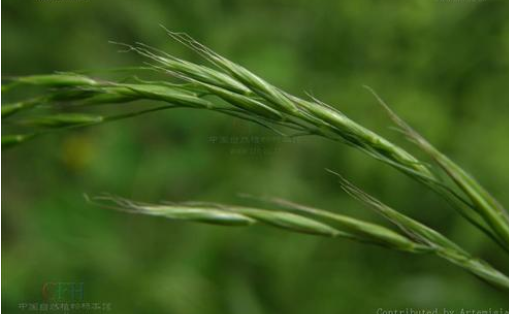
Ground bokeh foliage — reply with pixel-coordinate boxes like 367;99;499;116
2;0;509;312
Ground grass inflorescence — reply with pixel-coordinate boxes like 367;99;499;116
3;28;509;290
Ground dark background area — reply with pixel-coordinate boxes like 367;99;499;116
2;0;509;312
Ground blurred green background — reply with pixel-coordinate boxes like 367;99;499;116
2;0;509;312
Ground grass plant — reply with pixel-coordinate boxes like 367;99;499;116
3;29;508;290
